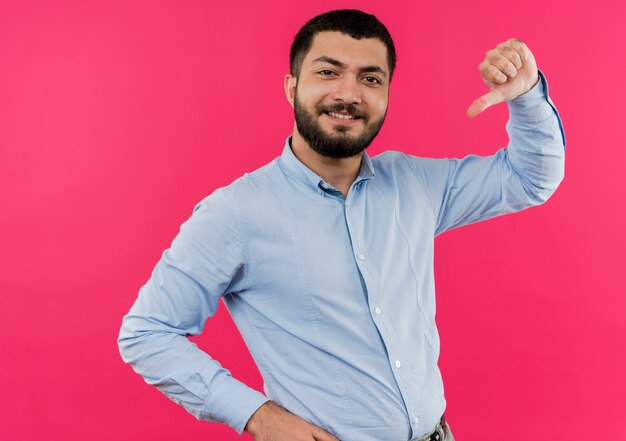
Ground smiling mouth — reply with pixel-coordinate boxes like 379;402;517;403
324;111;361;121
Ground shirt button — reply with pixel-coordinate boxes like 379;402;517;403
414;416;420;425
357;253;366;261
374;307;382;315
394;360;402;368
345;202;351;207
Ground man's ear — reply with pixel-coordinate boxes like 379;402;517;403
284;73;297;108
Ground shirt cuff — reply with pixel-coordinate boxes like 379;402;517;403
508;70;549;119
202;373;271;434
507;69;567;147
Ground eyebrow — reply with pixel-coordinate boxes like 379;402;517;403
311;56;387;77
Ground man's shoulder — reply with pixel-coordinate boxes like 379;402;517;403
232;156;283;188
195;156;283;209
373;149;445;165
372;149;408;165
371;149;443;176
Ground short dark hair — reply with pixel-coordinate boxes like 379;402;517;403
290;9;397;80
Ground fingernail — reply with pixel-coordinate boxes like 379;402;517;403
498;73;507;82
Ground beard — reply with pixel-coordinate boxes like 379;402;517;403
293;92;386;159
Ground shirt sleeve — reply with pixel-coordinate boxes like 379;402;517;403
117;187;270;434
408;70;566;236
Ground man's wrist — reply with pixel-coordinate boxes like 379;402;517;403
513;70;541;100
244;400;273;436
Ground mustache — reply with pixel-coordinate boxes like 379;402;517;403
316;103;368;121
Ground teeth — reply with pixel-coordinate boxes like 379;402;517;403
328;112;355;120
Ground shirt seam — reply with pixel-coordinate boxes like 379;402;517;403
224;188;251;291
392;204;439;357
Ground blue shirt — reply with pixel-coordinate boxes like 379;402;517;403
118;71;565;441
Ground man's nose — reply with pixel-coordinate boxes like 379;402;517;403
332;75;362;104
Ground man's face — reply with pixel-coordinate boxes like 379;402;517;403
286;31;390;158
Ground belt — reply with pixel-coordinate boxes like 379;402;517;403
411;414;447;441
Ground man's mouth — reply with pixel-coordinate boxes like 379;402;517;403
326;111;358;120
323;109;364;123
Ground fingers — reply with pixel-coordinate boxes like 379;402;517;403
480;62;508;84
312;425;341;441
509;38;531;62
466;89;505;118
312;433;340;441
481;38;530;83
481;51;518;82
501;45;522;68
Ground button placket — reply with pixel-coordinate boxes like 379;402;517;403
345;189;415;425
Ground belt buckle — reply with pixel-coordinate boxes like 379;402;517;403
429;430;442;441
428;417;445;441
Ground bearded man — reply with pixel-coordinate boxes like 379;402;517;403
119;9;565;441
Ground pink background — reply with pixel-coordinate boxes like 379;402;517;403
1;0;624;440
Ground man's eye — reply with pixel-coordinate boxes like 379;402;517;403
319;70;335;76
364;76;381;84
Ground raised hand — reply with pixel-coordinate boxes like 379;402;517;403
245;401;341;441
466;38;539;118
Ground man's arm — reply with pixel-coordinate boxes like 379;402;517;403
117;188;270;434
408;39;565;235
118;188;341;441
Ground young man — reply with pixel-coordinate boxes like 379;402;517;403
118;9;565;441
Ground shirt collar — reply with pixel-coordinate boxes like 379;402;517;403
279;136;376;194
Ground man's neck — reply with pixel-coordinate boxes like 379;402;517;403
290;129;362;198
